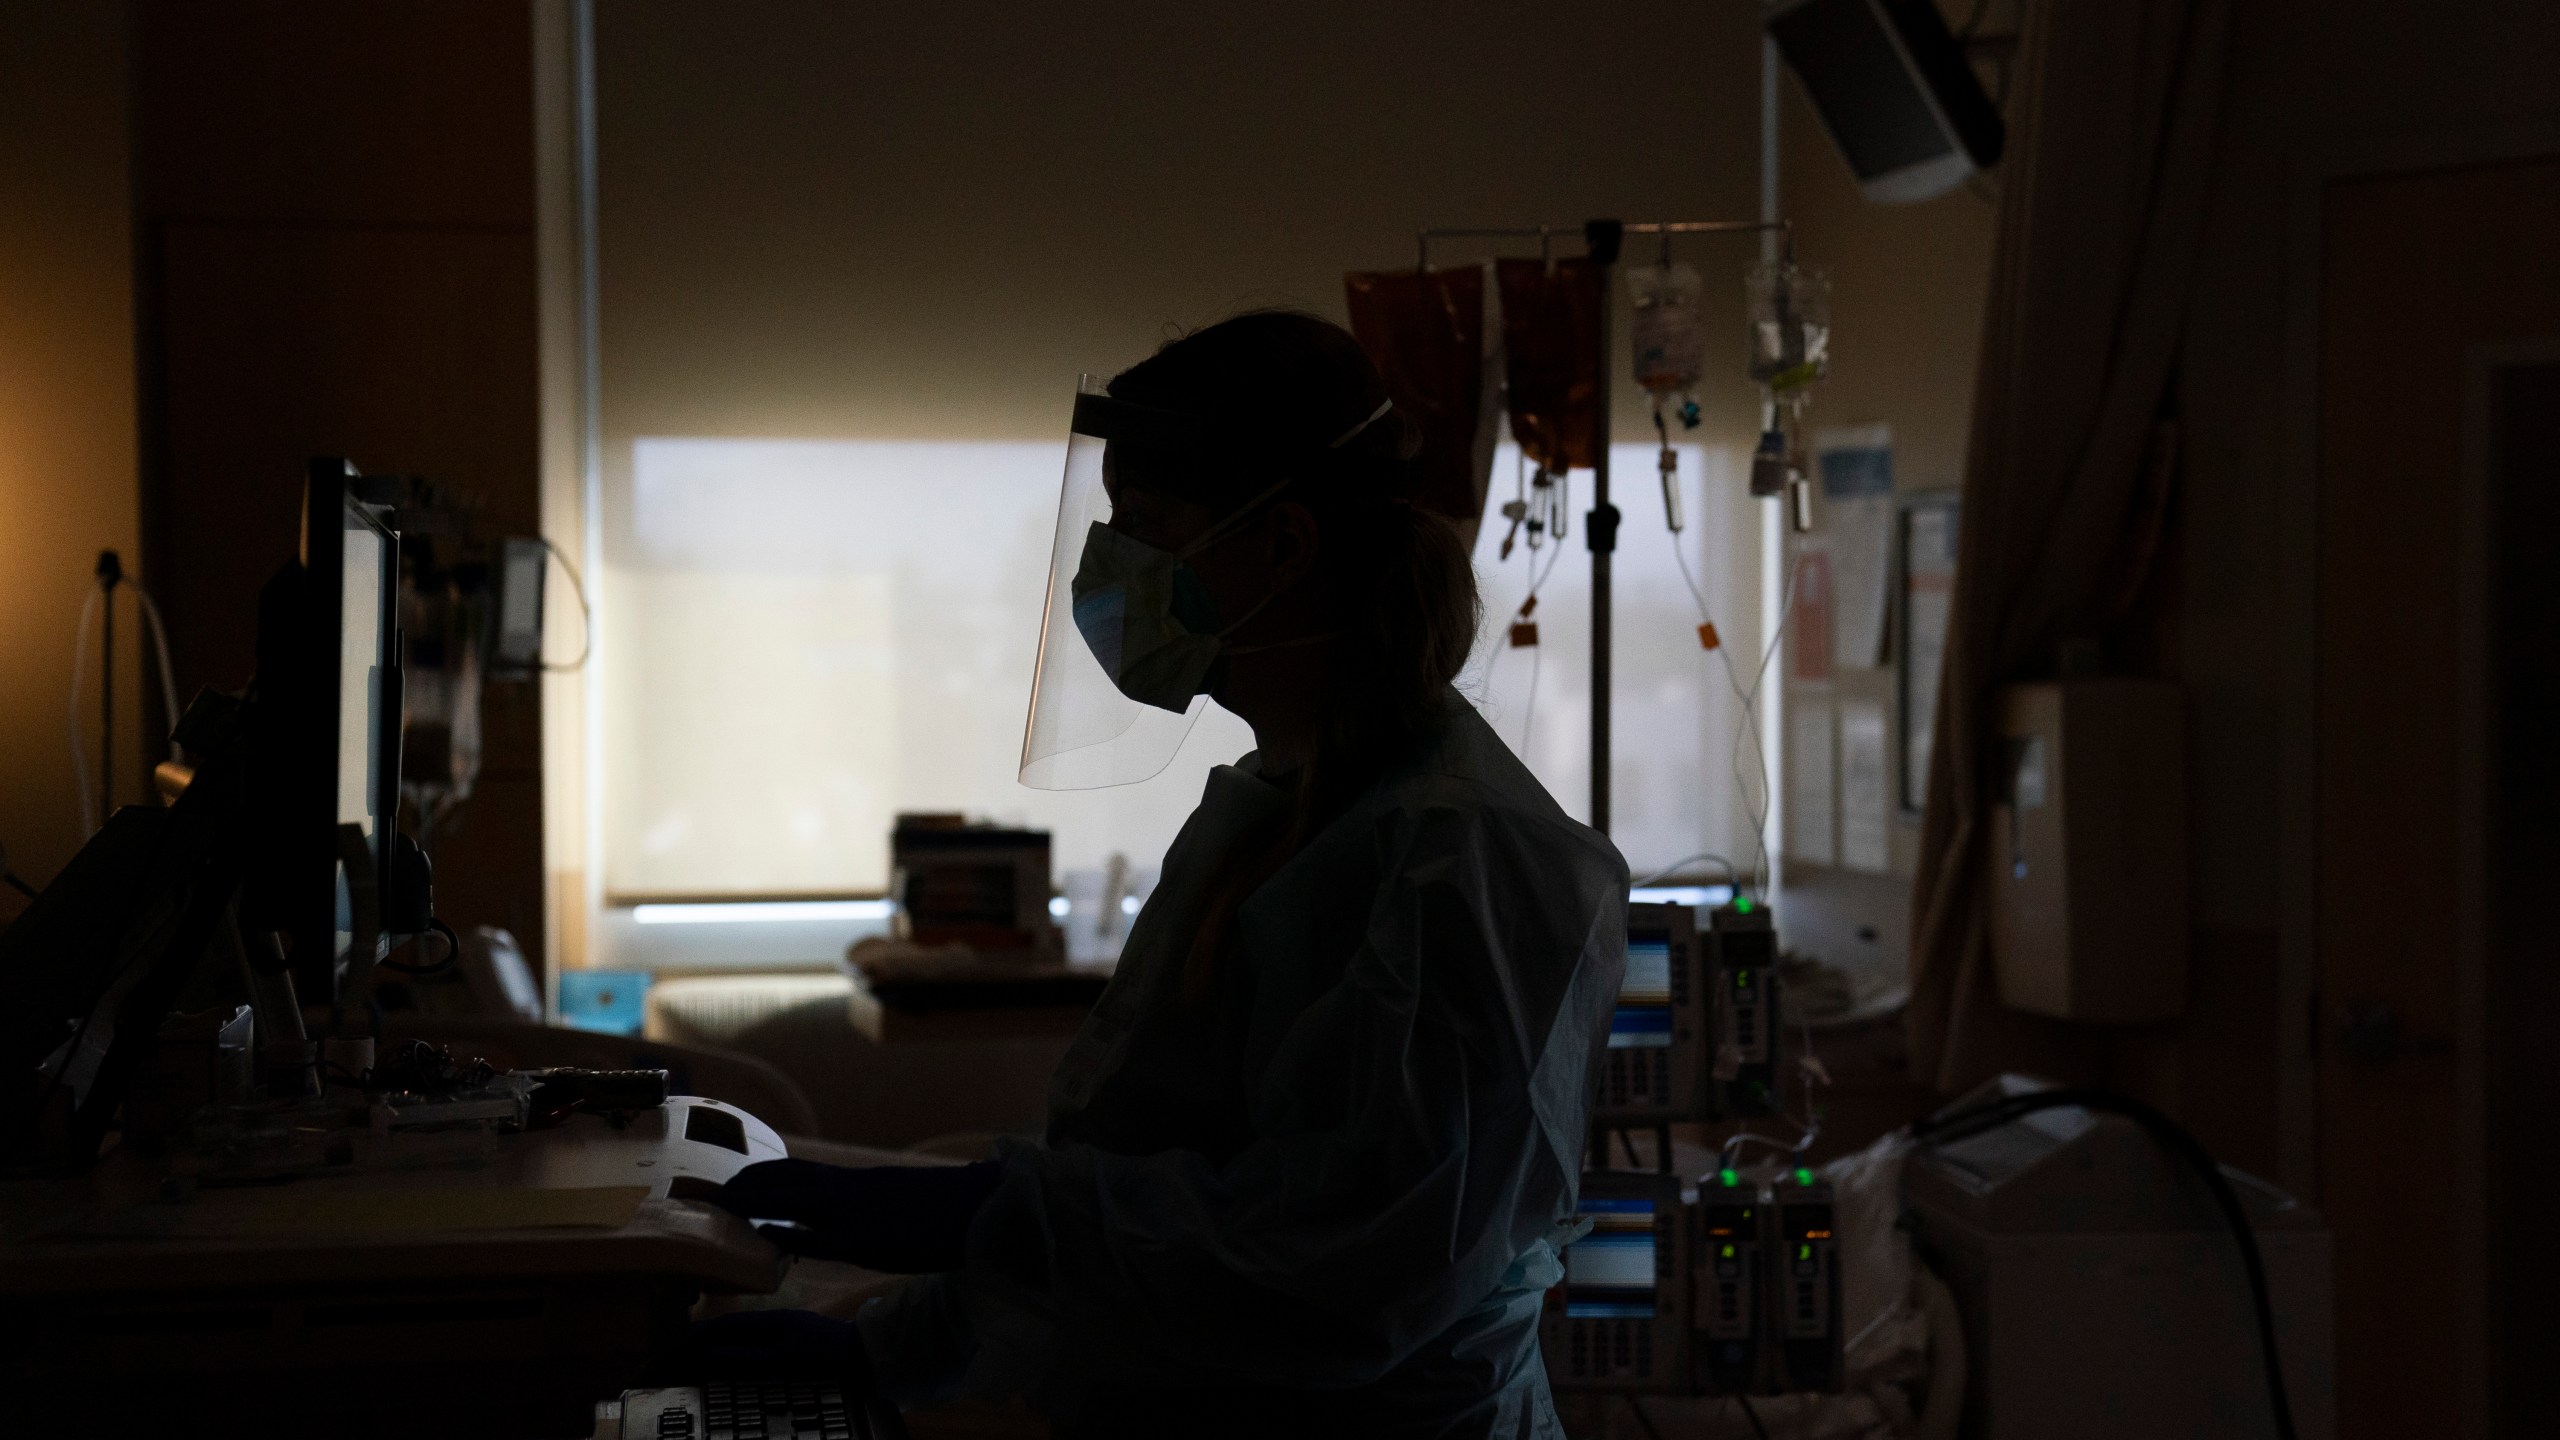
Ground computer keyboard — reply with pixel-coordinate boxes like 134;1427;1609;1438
609;1380;861;1440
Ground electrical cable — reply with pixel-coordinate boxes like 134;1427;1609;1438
1506;520;1569;757
1736;1394;1773;1440
1651;409;1802;899
1656;413;1780;898
1720;1010;1829;1169
1488;443;1579;765
65;575;186;838
1909;1087;2298;1440
1842;1298;1901;1357
0;839;36;900
1733;554;1806;896
378;918;464;978
1672;528;1775;881
1623;1395;1666;1440
1718;1123;1821;1174
130;582;182;758
1676;540;1803;898
538;535;594;672
1629;852;1740;889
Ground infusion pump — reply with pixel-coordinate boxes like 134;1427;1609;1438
1543;1166;1844;1397
1594;901;1784;1127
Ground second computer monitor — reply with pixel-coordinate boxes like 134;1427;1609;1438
242;457;403;992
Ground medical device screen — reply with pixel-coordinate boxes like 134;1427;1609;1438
1564;1197;1659;1319
1608;930;1674;1049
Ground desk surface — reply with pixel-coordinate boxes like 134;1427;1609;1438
0;1106;789;1298
0;1105;900;1435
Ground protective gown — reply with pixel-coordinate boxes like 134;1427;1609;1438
863;696;1627;1436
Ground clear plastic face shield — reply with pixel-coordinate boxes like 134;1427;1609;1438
1020;376;1393;790
1018;377;1223;790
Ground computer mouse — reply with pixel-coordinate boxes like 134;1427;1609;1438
518;1095;789;1200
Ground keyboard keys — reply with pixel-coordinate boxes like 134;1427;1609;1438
685;1379;856;1440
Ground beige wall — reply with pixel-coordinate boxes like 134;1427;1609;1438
1768;9;2000;975
594;1;1771;447
0;5;138;906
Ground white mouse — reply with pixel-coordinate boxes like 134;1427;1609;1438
517;1096;788;1200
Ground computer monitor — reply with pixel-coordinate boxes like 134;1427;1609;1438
329;464;398;939
242;458;405;995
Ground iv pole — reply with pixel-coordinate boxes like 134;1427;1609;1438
1415;218;1789;838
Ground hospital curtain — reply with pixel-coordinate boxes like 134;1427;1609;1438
1907;0;2231;1092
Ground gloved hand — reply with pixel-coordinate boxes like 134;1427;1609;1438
709;1158;1004;1273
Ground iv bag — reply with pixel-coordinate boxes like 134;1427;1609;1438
1344;263;1502;533
1746;262;1832;391
1627;261;1705;396
1496;258;1602;473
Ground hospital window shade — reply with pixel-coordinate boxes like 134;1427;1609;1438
597;436;1757;898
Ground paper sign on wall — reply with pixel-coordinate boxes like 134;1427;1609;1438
1901;502;1960;813
1839;700;1891;874
1786;695;1837;865
1791;545;1834;683
1816;424;1895;670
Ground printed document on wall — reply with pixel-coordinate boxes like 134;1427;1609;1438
1901;502;1959;813
1790;540;1834;684
1839;700;1891;873
1816;424;1895;668
1787;694;1837;865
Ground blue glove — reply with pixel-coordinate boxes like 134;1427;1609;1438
709;1158;1003;1273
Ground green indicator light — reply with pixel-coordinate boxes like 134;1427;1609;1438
1795;1168;1814;1186
1720;1244;1736;1258
1718;1167;1739;1186
1734;896;1754;914
1798;1244;1811;1261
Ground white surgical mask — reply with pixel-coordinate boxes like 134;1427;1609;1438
1067;481;1293;714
